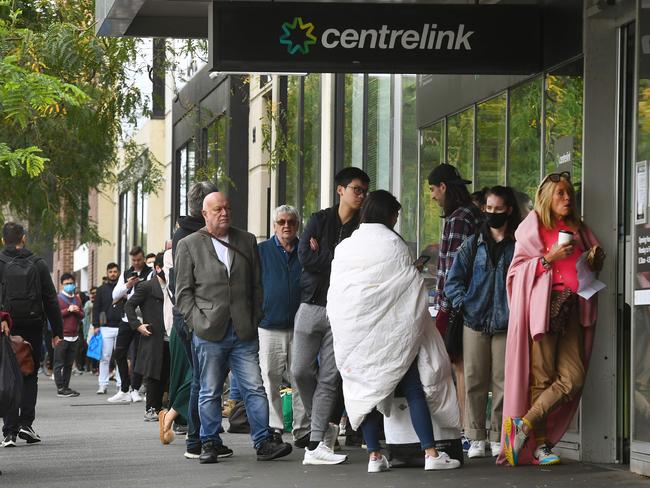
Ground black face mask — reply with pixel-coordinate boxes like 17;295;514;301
485;211;508;229
156;270;166;281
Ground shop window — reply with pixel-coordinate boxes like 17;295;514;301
367;74;392;191
176;141;196;217
302;74;321;223
134;181;148;252
419;121;444;259
476;94;507;188
509;77;543;203
400;75;418;251
282;75;321;227
343;74;364;169
544;60;584;200
446;107;475;189
206;115;229;190
118;191;132;271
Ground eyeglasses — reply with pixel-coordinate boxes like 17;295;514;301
346;185;368;196
276;219;297;226
544;171;571;183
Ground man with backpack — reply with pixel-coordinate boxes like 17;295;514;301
0;222;63;447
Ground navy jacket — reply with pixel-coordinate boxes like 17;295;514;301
258;236;301;329
444;231;515;335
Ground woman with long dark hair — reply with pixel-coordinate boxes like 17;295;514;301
444;186;521;459
327;190;461;473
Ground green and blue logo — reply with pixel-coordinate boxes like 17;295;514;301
279;17;317;55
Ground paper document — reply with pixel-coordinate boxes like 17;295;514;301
576;253;606;300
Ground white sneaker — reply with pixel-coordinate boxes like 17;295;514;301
130;389;144;403
107;390;132;403
96;385;107;395
368;454;390;473
490;441;501;457
323;423;340;451
302;442;348;465
424;451;461;470
467;440;486;458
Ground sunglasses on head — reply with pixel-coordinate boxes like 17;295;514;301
276;219;297;226
544;171;571;183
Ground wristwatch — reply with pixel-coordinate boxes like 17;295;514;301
540;256;551;270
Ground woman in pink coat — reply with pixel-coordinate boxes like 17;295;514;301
500;172;605;466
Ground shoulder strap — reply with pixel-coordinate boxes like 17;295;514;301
199;229;253;269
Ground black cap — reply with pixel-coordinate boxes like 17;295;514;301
428;163;472;186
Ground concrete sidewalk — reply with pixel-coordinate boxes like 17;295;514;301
0;372;647;488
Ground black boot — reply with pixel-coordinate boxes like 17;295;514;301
199;441;219;464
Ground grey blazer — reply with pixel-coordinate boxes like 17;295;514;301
174;226;263;342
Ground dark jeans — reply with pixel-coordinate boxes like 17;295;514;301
359;360;435;453
53;338;79;390
3;325;42;436
173;307;201;450
114;322;143;393
145;342;170;412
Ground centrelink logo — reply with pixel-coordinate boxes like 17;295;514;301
280;19;474;55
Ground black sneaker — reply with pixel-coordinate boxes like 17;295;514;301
216;444;234;458
143;407;158;422
199;441;219;464
256;436;292;461
184;444;201;459
57;388;79;398
18;426;41;444
1;435;16;448
294;432;310;449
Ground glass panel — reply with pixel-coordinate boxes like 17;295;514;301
343;74;364;168
187;141;196;198
207;115;230;190
446;107;475;190
139;181;148;251
302;74;321;226
419;121;444;266
634;9;650;443
179;147;187;217
367;74;392;190
544;61;584;206
476;94;507;188
285;76;300;210
509;77;542;207
400;75;418;253
119;192;129;271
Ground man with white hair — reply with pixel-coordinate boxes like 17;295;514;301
257;205;309;443
175;192;292;464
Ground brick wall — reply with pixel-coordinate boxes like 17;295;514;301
52;238;75;289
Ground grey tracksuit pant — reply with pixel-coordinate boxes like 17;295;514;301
291;303;341;443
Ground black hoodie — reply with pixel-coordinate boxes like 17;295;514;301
0;246;63;338
172;215;206;257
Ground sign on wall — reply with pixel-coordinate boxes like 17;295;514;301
209;2;542;74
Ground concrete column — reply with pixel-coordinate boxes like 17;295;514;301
321;73;335;209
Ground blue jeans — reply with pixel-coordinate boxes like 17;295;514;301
229;372;242;401
192;324;271;448
360;360;435;452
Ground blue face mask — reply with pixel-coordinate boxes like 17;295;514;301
63;284;76;294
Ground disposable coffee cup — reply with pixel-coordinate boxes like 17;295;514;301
558;230;573;245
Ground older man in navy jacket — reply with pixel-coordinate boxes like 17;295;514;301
258;205;308;445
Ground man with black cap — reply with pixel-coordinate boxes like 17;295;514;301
427;163;480;450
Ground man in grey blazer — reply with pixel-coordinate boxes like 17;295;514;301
175;191;292;464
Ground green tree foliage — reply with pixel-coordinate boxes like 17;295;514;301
0;0;143;247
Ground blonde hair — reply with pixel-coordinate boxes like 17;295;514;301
534;177;581;230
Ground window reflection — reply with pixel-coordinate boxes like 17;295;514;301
400;75;418;252
476;94;506;187
447;107;474;190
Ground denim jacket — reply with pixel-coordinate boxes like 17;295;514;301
443;232;514;335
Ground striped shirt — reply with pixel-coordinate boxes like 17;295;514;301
435;204;479;310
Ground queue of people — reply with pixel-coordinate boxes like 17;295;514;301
0;163;606;476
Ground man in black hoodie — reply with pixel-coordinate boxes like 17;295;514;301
169;180;222;460
291;167;370;465
0;223;63;447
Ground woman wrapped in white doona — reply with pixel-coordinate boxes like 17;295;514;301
327;190;461;473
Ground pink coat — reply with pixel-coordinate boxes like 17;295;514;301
497;211;599;465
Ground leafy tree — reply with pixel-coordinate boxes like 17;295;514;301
0;0;144;249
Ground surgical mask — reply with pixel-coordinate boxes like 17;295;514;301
63;284;76;294
485;211;508;229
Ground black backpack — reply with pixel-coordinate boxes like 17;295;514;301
0;254;43;323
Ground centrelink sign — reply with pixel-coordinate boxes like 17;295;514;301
210;2;542;75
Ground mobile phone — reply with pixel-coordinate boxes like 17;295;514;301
413;255;431;267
